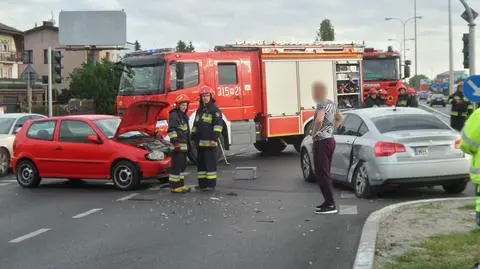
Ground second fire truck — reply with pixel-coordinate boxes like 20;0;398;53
116;42;365;162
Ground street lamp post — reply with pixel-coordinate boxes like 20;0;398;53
387;38;414;62
385;16;423;71
414;0;418;76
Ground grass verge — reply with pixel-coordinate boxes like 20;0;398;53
459;204;476;211
384;229;480;269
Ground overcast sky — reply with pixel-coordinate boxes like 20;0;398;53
2;0;480;78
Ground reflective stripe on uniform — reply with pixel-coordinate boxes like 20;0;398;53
191;126;197;133
178;124;188;131
202;114;213;123
169;174;181;182
178;143;188;151
168;131;178;138
199;140;215;147
198;171;207;179
461;130;479;148
476;196;480;212
451;111;459;116
213;125;223;132
206;172;217;180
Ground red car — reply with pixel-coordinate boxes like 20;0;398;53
11;101;172;191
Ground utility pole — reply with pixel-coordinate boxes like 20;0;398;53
414;0;419;76
47;46;53;117
27;68;32;113
449;0;455;95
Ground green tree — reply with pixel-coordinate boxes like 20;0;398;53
316;19;335;41
69;59;121;115
134;40;141;51
408;74;429;89
176;40;195;52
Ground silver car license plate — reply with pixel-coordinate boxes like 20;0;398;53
415;147;429;155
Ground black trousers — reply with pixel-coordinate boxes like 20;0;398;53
169;151;187;189
450;115;466;132
197;146;217;188
313;138;336;205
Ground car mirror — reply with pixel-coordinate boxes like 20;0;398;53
13;127;22;134
87;134;101;144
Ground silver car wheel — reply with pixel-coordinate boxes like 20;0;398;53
0;149;9;176
355;165;368;195
114;165;133;186
18;164;34;185
301;151;311;179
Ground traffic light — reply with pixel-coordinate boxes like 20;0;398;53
463;33;470;69
52;50;63;84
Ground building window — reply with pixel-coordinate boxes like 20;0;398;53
218;63;238;85
43;49;48;64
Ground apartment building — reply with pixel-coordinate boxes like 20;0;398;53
0;22;23;79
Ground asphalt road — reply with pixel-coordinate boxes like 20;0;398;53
0;113;475;269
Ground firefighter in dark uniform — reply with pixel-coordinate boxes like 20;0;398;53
377;89;388;106
406;87;419;107
168;94;191;193
192;86;223;191
448;82;474;131
396;86;410;107
364;88;379;108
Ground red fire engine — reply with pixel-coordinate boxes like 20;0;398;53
116;42;365;162
362;47;411;105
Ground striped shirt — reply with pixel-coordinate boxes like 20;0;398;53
313;99;337;140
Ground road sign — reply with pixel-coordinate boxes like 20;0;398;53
462;8;478;22
20;64;40;87
462;75;480;102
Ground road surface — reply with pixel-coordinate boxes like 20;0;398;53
0;118;474;269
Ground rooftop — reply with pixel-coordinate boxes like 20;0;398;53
0;22;23;36
24;21;58;34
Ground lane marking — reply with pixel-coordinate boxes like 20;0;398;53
9;228;51;243
72;208;103;219
1;179;17;183
0;182;11;186
116;193;139;202
339;205;357;215
104;182;114;185
340;191;356;199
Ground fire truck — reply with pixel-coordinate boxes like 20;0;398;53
116;42;365;162
362;46;411;105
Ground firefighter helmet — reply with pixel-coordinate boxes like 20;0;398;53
378;89;387;95
406;88;416;95
369;88;378;95
175;94;190;105
199;85;214;96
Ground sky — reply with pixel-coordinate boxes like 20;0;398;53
2;0;480;78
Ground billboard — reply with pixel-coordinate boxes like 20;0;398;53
59;10;127;46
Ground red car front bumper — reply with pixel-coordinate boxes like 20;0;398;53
137;157;171;178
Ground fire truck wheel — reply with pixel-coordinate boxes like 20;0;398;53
187;135;225;164
254;139;287;155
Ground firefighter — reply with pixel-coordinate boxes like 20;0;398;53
459;107;480;226
377;89;388;106
447;82;474;131
406;87;419;107
191;85;223;191
168;94;191;193
396;86;410;107
364;88;379;108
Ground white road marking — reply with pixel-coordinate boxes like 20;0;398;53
0;182;11;186
104;182;114;185
1;179;17;183
339;205;357;215
116;193;139;202
72;208;103;219
9;228;51;243
340;191;356;199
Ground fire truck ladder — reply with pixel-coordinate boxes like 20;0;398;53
214;41;365;53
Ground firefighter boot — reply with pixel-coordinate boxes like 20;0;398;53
171;186;191;193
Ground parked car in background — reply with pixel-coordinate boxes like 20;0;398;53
0;113;46;177
429;94;447;107
300;107;470;198
12;101;172;190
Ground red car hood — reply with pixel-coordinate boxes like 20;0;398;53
115;100;169;138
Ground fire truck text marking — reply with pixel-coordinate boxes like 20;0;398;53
217;86;241;96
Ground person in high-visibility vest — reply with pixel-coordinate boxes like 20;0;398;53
459;108;480;226
167;94;191;193
448;82;474;131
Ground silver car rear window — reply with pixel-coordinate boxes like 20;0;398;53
373;114;450;133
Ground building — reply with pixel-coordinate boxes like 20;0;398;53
0;22;23;79
431;70;468;94
21;20;86;90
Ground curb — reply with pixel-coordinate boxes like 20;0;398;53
352;197;474;269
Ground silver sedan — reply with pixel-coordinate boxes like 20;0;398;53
300;107;471;198
0;113;46;177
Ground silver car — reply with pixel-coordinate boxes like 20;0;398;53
0;113;46;177
300;107;471;198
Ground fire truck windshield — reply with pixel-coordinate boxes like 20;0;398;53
118;57;165;96
363;57;400;82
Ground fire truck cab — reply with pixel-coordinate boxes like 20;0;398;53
116;42;365;162
362;46;411;105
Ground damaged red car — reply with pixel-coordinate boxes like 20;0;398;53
11;101;172;191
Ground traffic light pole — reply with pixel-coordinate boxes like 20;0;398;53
460;0;476;76
47;46;53;117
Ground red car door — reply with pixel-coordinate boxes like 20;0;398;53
55;119;111;179
24;120;59;177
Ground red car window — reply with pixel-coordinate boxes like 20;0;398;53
27;120;56;141
59;120;96;143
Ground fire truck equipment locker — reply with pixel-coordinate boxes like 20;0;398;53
264;61;299;117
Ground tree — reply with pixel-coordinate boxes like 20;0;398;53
69;59;121;115
316;19;335;41
134;40;141;51
176;40;195;52
408;74;429;89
